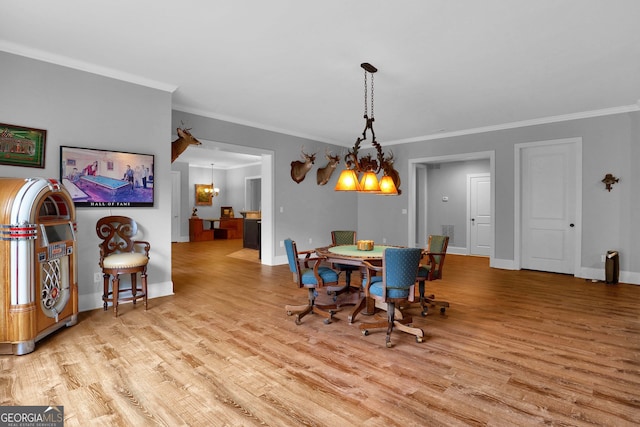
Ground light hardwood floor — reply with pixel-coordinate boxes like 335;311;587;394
1;239;639;426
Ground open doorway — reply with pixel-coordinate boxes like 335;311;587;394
245;176;261;211
408;151;495;263
170;139;275;265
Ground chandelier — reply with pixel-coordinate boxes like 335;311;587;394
334;63;398;195
204;163;220;198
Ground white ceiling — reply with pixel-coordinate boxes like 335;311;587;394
2;1;640;168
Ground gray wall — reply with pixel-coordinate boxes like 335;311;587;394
175;108;639;283
426;160;490;248
2;50;638;290
358;112;639;281
172;110;359;255
0;52;174;311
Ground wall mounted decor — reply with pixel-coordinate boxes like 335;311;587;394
290;146;316;183
60;146;154;207
195;184;213;206
316;149;341;186
0;122;47;168
601;173;619;192
171;126;201;163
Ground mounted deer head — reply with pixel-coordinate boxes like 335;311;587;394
290;146;316;183
381;151;402;194
171;127;201;163
316;149;341;186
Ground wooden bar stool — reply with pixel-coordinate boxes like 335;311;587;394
96;216;151;317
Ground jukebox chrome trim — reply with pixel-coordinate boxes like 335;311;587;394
0;223;38;241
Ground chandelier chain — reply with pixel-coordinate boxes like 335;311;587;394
370;72;374;119
363;69;368;118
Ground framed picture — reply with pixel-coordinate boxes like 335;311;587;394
0;123;47;168
220;206;234;218
60;146;154;207
195;184;212;206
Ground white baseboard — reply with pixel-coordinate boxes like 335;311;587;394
274;252;640;285
446;246;467;255
491;258;516;270
273;254;288;266
78;280;175;312
579;267;639;285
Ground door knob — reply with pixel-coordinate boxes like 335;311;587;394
570;223;575;227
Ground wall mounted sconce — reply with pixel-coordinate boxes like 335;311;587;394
601;173;619;192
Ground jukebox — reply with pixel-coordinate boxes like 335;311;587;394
0;177;78;355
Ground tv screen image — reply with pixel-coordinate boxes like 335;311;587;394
60;146;154;207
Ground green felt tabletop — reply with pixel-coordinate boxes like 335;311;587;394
328;244;393;258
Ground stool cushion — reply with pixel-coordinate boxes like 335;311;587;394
103;253;148;269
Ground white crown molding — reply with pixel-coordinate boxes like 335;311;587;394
0;41;177;93
385;104;640;146
4;41;638;146
178;102;639;149
172;104;341;146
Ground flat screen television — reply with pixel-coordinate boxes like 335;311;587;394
60;146;154;207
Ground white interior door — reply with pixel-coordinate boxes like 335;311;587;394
469;173;491;256
521;142;576;274
171;171;180;242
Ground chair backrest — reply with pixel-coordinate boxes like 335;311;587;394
383;247;423;289
427;234;449;279
284;238;299;274
331;230;356;245
285;238;310;288
96;216;140;257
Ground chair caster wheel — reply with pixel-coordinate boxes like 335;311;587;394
440;307;446;314
416;336;423;343
421;310;428;317
386;341;393;348
323;318;332;325
286;311;292;316
362;330;369;336
295;317;302;325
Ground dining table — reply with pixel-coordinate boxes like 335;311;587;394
315;244;396;323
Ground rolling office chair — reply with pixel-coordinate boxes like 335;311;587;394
330;230;359;289
415;235;450;316
359;247;424;348
284;238;340;325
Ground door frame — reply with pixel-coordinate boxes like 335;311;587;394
514;137;582;273
171;171;181;242
408;150;495;264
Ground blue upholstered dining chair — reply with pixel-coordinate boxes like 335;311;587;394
414;235;450;316
359;247;424;348
284;238;340;325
